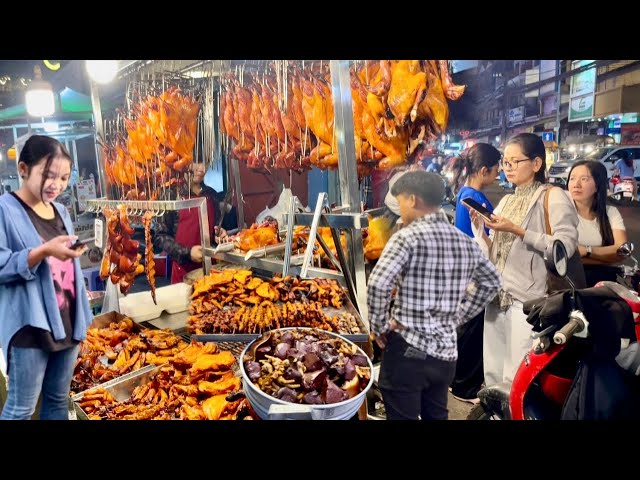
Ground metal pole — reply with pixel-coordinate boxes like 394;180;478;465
282;196;296;276
89;79;108;198
329;60;368;326
502;83;508;144
198;197;212;274
555;60;562;161
231;157;245;229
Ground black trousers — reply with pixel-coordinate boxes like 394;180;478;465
379;332;456;420
450;310;485;399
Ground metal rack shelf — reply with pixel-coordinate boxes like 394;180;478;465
86;198;207;213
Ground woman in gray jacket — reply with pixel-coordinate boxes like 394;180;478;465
470;133;579;386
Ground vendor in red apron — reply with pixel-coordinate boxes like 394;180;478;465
154;163;219;284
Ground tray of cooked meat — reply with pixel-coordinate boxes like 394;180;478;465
71;341;255;420
186;269;369;343
70;311;190;396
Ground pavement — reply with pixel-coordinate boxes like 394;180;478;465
448;393;475;420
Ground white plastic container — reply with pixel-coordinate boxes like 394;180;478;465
119;282;193;322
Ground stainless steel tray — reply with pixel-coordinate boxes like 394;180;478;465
70;311;180;397
71;340;244;420
72;365;163;420
190;294;369;343
89;310;146;330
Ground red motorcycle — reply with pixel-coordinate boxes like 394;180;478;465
468;241;640;420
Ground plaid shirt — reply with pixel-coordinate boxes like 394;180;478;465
367;211;501;362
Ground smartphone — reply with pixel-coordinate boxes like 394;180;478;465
461;198;494;222
71;238;94;250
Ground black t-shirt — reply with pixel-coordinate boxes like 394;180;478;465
10;193;77;351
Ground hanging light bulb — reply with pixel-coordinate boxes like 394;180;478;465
86;60;119;84
25;65;55;117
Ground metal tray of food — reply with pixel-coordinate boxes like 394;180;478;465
71;339;245;420
88;310;147;331
71;311;186;397
72;365;163;420
190;294;369;344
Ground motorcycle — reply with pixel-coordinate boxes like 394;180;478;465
609;175;636;202
468;240;640;420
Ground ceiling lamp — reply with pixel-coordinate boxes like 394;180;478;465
25;65;55;117
86;60;118;84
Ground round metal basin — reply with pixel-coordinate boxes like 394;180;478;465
239;327;374;420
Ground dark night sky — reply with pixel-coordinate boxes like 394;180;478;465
0;60;70;79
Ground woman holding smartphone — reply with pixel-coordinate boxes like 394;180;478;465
471;133;579;386
0;135;92;420
448;143;501;403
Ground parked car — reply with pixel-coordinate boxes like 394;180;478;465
548;145;640;188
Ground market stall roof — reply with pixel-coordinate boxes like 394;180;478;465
0;87;115;122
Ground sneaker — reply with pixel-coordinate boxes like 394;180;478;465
449;388;480;405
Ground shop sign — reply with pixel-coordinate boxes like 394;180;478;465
568;60;596;122
569;94;594;122
621;124;640;145
508;106;525;126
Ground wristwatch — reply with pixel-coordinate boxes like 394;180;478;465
586;245;592;258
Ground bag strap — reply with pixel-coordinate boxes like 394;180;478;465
543;187;552;235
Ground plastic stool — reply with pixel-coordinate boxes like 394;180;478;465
82;266;105;292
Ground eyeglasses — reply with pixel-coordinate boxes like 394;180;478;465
500;157;533;171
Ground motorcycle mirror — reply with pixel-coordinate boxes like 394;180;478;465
545;239;568;277
617;242;634;257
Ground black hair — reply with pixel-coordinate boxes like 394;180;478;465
567;160;614;246
390;171;445;207
506;133;547;183
451;143;501;191
18;135;72;199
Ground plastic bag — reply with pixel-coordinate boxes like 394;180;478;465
256;188;308;227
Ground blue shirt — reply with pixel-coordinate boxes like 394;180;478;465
615;158;636;179
455;186;493;237
0;193;92;366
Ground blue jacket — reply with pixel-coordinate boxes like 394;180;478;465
0;193;92;365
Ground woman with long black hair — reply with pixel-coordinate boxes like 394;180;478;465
567;160;627;287
448;143;501;403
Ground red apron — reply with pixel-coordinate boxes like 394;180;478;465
171;194;216;284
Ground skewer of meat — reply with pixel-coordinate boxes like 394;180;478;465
143;211;157;304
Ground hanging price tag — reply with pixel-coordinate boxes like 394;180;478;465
94;218;104;249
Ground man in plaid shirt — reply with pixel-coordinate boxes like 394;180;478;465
368;171;501;420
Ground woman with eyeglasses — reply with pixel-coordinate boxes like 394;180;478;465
448;143;501;404
470;133;579;386
567;160;627;287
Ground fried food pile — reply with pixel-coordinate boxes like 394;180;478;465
187;269;361;335
243;328;371;405
77;342;254;420
231;220;279;252
362;215;394;261
71;317;189;395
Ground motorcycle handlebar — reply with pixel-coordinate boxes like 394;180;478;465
553;314;585;345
